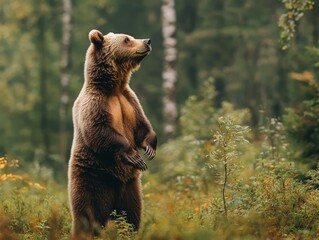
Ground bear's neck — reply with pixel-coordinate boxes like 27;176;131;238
85;62;132;95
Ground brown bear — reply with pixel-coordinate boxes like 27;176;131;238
68;29;157;239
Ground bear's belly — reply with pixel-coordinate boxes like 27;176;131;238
70;145;141;183
108;95;136;146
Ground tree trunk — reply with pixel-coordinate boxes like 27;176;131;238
59;0;72;161
162;0;177;140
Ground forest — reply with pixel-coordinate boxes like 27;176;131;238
1;0;319;239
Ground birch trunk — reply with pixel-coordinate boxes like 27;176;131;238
59;0;72;161
162;0;177;140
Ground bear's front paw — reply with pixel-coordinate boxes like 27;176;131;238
142;131;157;160
122;150;147;171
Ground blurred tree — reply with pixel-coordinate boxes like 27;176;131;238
37;1;50;162
59;0;72;161
162;0;178;140
0;0;60;164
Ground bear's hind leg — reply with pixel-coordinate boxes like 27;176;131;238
93;184;117;229
70;184;115;239
117;178;142;231
71;205;95;240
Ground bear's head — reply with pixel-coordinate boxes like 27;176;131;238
85;29;152;93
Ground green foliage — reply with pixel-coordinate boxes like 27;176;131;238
180;77;216;139
0;156;71;239
279;0;314;50
152;81;319;239
247;118;319;237
259;118;291;169
207;116;250;217
284;74;319;167
155;78;250;182
105;211;135;239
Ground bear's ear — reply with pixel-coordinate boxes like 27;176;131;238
89;30;104;47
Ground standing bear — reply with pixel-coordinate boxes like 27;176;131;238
68;29;157;239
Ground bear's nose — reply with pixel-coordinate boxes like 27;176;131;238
144;39;151;46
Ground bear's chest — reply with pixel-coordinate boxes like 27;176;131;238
108;94;136;145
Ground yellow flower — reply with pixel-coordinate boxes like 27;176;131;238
0;158;7;169
0;173;23;181
0;163;6;170
290;71;316;86
28;181;46;190
202;202;210;208
194;207;200;212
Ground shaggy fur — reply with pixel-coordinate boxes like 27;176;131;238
68;30;157;239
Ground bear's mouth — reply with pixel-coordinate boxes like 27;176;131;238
136;47;152;55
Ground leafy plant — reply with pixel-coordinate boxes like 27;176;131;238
102;210;136;240
207;116;250;217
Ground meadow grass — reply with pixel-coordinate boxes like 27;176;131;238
1;162;319;239
1;115;319;240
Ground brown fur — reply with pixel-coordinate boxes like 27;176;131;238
68;30;157;239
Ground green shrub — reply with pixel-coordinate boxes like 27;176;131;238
284;77;319;168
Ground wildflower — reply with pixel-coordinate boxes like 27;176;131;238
290;71;316;86
202;202;210;208
0;158;7;169
0;174;23;181
28;181;46;190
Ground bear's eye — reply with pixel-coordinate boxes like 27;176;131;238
124;37;130;44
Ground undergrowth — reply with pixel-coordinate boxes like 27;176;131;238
1;79;319;239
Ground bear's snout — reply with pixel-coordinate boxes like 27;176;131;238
143;39;151;47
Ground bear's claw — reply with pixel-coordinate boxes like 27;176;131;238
144;146;156;160
127;153;147;171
